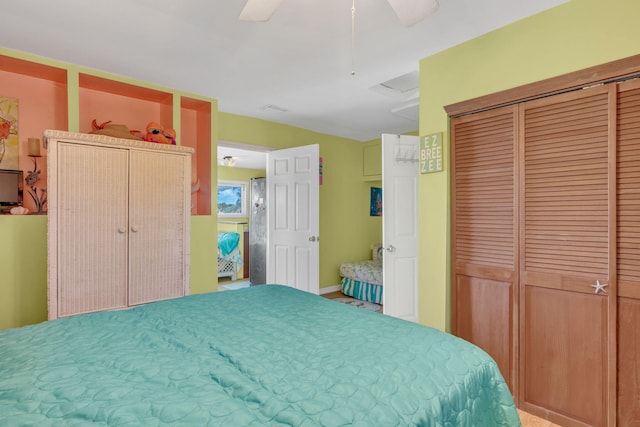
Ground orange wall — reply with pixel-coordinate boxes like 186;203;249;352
0;70;67;212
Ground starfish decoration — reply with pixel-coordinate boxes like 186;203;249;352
590;280;608;295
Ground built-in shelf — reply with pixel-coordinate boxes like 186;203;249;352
0;48;215;215
181;96;212;215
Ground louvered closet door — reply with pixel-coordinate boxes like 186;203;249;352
128;149;189;305
57;143;129;317
451;105;517;392
616;79;640;426
520;85;614;427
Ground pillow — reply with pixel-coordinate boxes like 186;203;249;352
218;232;240;256
373;244;384;260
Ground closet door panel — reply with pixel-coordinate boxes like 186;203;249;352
128;149;189;305
455;274;512;387
57;143;129;317
520;86;612;427
451;105;517;391
616;79;640;426
618;298;640;426
524;286;607;425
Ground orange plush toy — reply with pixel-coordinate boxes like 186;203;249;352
143;122;176;145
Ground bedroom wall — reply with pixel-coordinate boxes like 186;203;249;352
360;138;384;258
218;112;376;290
0;103;373;331
0;217;47;331
418;0;640;331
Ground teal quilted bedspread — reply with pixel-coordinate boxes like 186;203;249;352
0;285;521;426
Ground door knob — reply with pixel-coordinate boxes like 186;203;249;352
309;236;316;242
118;227;126;234
384;244;396;253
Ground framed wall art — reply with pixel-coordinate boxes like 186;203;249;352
0;96;19;169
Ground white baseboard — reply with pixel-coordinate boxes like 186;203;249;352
319;284;341;295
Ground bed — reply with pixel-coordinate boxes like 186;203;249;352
339;244;384;304
0;285;520;426
217;232;243;280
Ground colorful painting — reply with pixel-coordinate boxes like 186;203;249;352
0;97;19;169
370;187;382;216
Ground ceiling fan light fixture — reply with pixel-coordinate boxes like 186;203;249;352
239;0;285;22
387;0;439;27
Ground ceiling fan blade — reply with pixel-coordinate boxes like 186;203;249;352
386;0;439;27
239;0;285;22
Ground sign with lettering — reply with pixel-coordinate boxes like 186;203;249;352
420;133;443;174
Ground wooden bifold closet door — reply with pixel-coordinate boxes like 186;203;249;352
616;78;640;427
451;105;518;393
452;76;640;427
519;85;613;427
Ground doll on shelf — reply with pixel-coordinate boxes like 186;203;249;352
142;122;176;145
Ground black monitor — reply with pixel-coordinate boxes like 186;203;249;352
0;169;24;212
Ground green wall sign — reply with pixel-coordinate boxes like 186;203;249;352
420;132;443;174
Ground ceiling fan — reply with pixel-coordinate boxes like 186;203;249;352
239;0;439;28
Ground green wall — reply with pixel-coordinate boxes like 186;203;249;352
419;0;640;331
0;216;48;329
219;113;382;290
0;107;379;330
218;166;265;182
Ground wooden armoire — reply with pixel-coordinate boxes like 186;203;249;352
46;130;194;319
449;56;640;427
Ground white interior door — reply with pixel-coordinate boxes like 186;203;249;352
266;144;319;294
382;134;419;322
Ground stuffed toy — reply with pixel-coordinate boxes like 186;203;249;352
89;119;141;140
143;122;176;145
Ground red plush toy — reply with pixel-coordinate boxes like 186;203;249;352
143;122;176;145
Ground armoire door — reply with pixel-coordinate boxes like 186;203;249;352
451;105;518;392
519;85;614;427
128;149;190;305
56;143;130;317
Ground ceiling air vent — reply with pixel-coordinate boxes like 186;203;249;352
370;70;419;101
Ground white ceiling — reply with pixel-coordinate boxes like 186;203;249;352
2;0;567;148
218;144;268;170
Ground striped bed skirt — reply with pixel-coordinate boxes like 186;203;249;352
340;277;383;305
